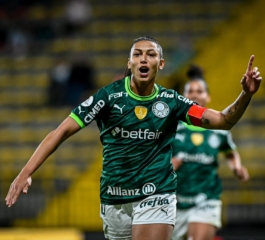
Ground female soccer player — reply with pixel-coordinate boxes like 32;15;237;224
5;36;261;240
171;65;250;240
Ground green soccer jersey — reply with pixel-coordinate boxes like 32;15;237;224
171;122;236;209
69;77;196;205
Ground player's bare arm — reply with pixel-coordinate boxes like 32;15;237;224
5;117;81;207
225;150;249;182
200;55;262;130
171;157;183;171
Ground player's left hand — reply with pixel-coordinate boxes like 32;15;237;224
234;166;249;182
241;55;262;95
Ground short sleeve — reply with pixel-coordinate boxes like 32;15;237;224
174;92;197;124
219;131;237;153
69;88;109;128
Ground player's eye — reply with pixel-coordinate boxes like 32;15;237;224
148;52;156;57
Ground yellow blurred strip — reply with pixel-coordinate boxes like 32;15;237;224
0;228;83;240
222;190;265;204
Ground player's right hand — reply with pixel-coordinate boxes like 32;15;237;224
5;175;32;207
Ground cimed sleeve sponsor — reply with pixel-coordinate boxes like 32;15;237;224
69;88;108;128
174;93;199;124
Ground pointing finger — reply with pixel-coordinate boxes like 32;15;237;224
247;55;254;73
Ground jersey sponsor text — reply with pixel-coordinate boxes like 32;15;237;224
157;92;174;98
107;186;140;196
109;92;128;100
111;127;162;140
84;100;105;123
177;151;214;164
177;95;194;105
140;197;169;208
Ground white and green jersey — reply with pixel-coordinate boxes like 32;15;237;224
70;77;195;205
172;122;236;209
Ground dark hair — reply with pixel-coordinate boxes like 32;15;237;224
124;36;163;77
184;64;209;93
187;64;204;80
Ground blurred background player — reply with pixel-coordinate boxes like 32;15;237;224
171;65;250;240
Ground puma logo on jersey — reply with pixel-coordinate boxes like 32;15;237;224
113;104;125;114
78;106;86;114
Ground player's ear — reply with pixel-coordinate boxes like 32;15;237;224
159;59;165;70
127;58;131;69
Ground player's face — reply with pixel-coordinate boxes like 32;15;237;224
127;41;164;83
184;80;210;107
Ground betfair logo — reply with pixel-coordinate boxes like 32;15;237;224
111;127;162;140
176;152;214;164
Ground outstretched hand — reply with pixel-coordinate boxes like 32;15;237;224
5;175;32;207
241;55;262;95
234;166;249;182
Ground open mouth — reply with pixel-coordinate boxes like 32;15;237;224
139;66;149;77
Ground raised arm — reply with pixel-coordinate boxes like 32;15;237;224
5;117;81;207
198;55;262;130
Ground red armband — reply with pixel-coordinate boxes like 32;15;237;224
187;105;207;127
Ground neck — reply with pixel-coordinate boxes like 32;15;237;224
130;75;155;96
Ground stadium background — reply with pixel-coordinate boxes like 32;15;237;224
0;0;264;239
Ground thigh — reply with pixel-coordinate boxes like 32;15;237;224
132;193;176;240
132;223;173;240
187;200;222;240
100;203;132;240
188;222;216;240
